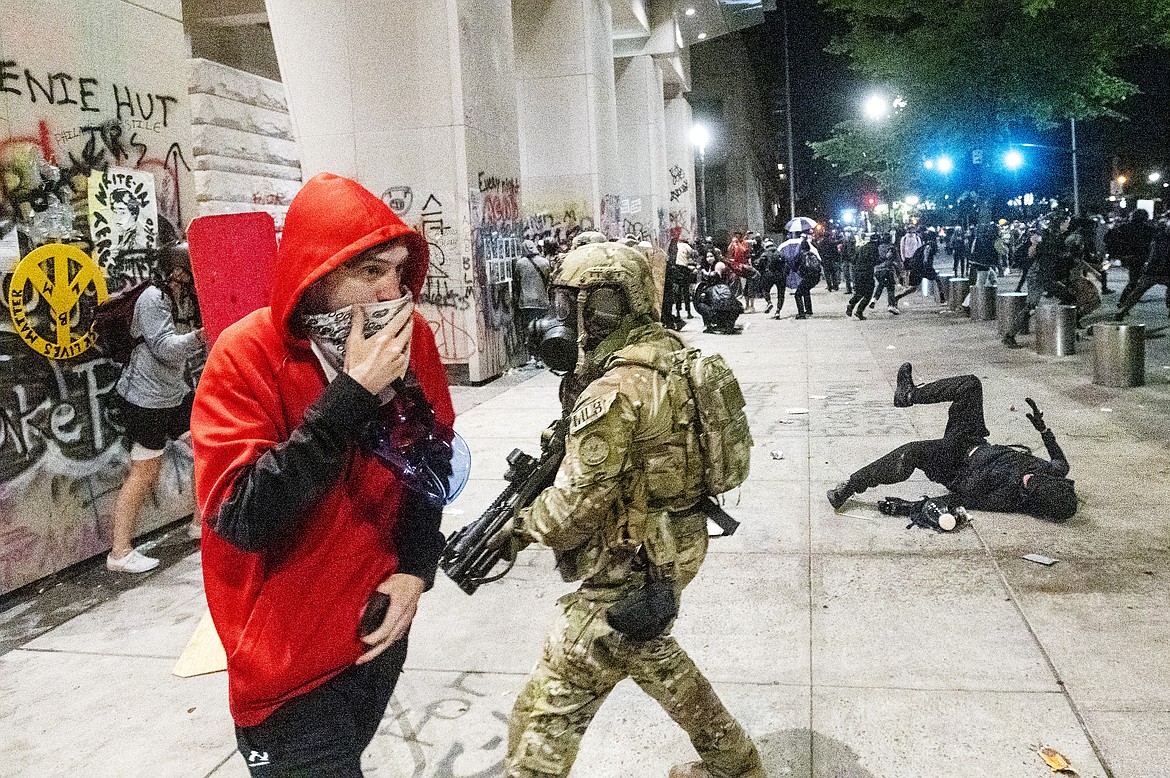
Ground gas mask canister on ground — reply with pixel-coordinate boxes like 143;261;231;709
532;285;628;372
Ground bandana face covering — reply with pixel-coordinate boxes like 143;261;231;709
301;294;413;374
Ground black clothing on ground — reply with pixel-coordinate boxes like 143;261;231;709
694;277;743;332
845;375;1076;521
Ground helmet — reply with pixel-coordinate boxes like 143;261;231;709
571;231;607;249
555;240;657;317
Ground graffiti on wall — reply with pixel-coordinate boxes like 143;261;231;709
521;203;596;246
0;57;195;594
669;164;690;203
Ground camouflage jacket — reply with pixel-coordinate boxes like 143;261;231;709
518;322;708;594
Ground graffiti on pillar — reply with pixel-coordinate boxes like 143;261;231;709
381;185;413;217
471;171;523;371
600;194;622;239
521;203;596;247
669;165;690;203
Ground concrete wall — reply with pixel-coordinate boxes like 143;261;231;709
0;0;198;594
188;58;301;230
614;54;669;245
266;0;525;382
663;94;698;242
514;0;622;239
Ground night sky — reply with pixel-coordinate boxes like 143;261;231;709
736;3;1170;221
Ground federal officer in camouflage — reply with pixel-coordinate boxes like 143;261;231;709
504;241;764;778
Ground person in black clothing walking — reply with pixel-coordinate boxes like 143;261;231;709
827;364;1077;522
1115;219;1170;321
845;233;878;320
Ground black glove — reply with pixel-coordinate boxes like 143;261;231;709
1024;398;1046;432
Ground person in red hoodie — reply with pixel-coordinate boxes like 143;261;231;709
192;173;454;776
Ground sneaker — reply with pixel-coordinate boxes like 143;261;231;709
795;313;807;320
888;305;900;315
827;482;855;510
845;303;855;317
855;310;866;320
106;549;159;574
893;362;915;407
765;303;773;313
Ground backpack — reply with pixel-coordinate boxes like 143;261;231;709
92;281;150;365
676;349;753;495
800;250;821;274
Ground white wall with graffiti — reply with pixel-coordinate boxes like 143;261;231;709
0;0;198;594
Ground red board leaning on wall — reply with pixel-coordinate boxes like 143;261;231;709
187;212;279;344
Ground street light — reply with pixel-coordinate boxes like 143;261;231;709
863;94;889;121
904;195;920;207
1150;172;1163;183
936;155;954;174
691;123;710;237
1003;149;1025;171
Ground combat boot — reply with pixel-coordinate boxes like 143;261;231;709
893;362;916;407
827;481;856;510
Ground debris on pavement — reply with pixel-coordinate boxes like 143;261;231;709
1023;553;1060;566
770;450;784;460
809;394;827;400
1035;745;1076;774
886;345;896;350
785;407;809;414
1100;407;1113;413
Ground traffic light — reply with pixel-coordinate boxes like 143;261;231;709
865;195;877;209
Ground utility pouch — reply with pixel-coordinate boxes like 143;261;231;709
605;568;677;641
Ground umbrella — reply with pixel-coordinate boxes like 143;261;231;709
785;216;818;233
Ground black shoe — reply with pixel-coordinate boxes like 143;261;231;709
765;303;773;313
1002;335;1023;349
893;362;915;407
855;310;866;320
846;303;855;317
795;313;807;320
827;482;855;510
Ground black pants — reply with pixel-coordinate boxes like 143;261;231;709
848;272;876;312
841;262;855;294
823;261;840;291
847;375;989;493
1117;275;1170;318
235;638;409;777
760;274;786;310
873;269;897;307
794;282;814;315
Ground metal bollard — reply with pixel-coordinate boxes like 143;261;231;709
920;278;938;298
1093;323;1146;387
1033;304;1077;356
996;292;1029;336
975;270;993;287
949;278;971;313
935;274;953;304
970;284;997;321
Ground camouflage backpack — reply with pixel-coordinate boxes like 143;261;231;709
675;348;752;495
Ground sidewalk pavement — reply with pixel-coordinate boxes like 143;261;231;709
2;276;1169;778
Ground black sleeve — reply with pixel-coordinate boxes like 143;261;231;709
213;373;381;553
392;492;446;591
1038;428;1070;477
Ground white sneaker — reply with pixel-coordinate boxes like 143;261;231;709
888;305;901;315
106;549;160;574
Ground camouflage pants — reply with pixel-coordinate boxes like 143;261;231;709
505;596;763;778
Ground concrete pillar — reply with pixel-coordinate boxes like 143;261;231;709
663;95;698;243
614;55;669;245
513;0;621;240
266;0;523;382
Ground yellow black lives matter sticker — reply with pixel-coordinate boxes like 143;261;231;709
8;243;108;360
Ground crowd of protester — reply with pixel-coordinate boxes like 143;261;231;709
642;210;1170;338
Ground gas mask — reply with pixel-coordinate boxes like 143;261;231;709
532;285;628;373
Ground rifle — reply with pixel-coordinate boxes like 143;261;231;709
439;420;566;595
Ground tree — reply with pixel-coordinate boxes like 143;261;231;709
810;0;1170;213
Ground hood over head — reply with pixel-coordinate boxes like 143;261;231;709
272;172;429;344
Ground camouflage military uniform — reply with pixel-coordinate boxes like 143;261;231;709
507;322;763;778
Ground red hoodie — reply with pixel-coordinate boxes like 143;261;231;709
192;173;454;726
